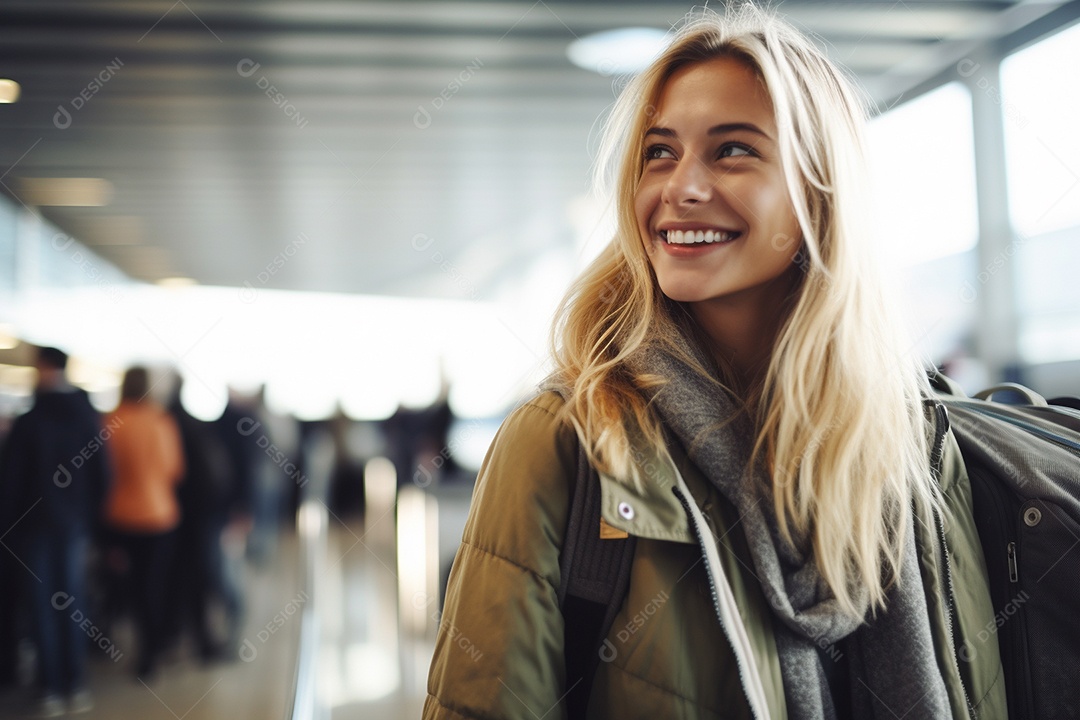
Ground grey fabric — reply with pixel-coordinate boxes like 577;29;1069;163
626;341;953;720
948;403;1080;517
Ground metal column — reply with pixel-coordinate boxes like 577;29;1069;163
962;51;1021;381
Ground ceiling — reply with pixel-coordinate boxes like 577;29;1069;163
1;0;1077;300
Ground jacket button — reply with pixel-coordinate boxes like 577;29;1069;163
618;502;635;520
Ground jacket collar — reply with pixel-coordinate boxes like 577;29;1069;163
595;437;709;545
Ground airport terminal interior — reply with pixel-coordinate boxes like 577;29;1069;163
1;0;1079;718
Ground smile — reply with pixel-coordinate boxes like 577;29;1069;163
660;229;740;245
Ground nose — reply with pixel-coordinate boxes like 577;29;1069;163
661;155;714;206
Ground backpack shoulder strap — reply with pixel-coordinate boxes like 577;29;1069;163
558;437;636;720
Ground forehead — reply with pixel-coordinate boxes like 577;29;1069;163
652;56;775;129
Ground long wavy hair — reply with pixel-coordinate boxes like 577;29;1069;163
550;4;938;618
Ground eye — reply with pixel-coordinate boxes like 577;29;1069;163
643;144;675;161
718;143;755;159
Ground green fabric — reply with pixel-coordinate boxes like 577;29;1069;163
597;456;694;543
424;391;1005;720
911;430;1008;720
425;395;574;720
940;433;1008;718
669;435;788;719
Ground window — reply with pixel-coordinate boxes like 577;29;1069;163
867;82;979;363
867;82;978;268
1002;21;1080;364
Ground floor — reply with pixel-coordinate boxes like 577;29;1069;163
0;514;435;720
321;508;431;720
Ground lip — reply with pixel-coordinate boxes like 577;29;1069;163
657;222;741;233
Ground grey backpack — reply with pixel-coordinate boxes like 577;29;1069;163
931;373;1080;720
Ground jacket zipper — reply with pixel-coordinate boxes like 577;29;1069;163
1007;542;1018;583
932;507;978;719
672;486;768;720
929;401;949;479
928;403;977;719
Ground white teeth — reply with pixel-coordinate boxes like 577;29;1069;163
664;229;737;244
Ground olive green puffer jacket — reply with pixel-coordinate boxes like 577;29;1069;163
424;391;1007;719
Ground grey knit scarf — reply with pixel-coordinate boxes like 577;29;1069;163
626;342;953;720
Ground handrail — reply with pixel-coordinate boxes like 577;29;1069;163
288;499;326;720
287;431;334;720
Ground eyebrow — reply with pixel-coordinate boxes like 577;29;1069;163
644;123;771;140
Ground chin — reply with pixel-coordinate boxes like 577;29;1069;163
656;280;709;304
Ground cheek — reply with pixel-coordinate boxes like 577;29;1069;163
773;199;801;246
634;181;659;230
734;180;798;245
630;177;656;218
750;174;796;227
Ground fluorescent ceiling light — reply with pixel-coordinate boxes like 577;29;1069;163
0;79;20;104
567;27;669;75
16;177;114;207
156;277;198;288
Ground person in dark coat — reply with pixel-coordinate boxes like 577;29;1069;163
163;381;234;661
0;346;110;716
209;392;258;645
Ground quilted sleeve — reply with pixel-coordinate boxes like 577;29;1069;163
424;392;576;720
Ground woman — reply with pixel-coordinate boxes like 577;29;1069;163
425;6;1005;719
104;366;184;679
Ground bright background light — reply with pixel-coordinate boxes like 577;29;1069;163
838;82;982;366
0;78;20;104
567;27;669;75
1002;21;1080;238
862;27;1080;370
1001;20;1080;364
9;283;557;421
867;82;979;268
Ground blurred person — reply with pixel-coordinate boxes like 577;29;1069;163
210;389;259;641
0;537;17;692
425;7;1005;720
246;385;298;564
0;346;110;716
162;379;234;662
413;374;460;486
384;387;458;491
102;367;184;680
0;407;18;690
328;404;366;515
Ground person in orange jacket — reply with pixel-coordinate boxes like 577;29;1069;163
103;366;184;680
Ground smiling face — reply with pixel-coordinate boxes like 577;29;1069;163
635;56;802;311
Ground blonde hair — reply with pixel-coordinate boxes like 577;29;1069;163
550;3;937;618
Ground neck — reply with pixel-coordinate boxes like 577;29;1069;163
689;267;800;390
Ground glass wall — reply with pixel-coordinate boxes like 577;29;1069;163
866;17;1080;395
866;82;980;368
0;194;132;315
1002;21;1080;367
